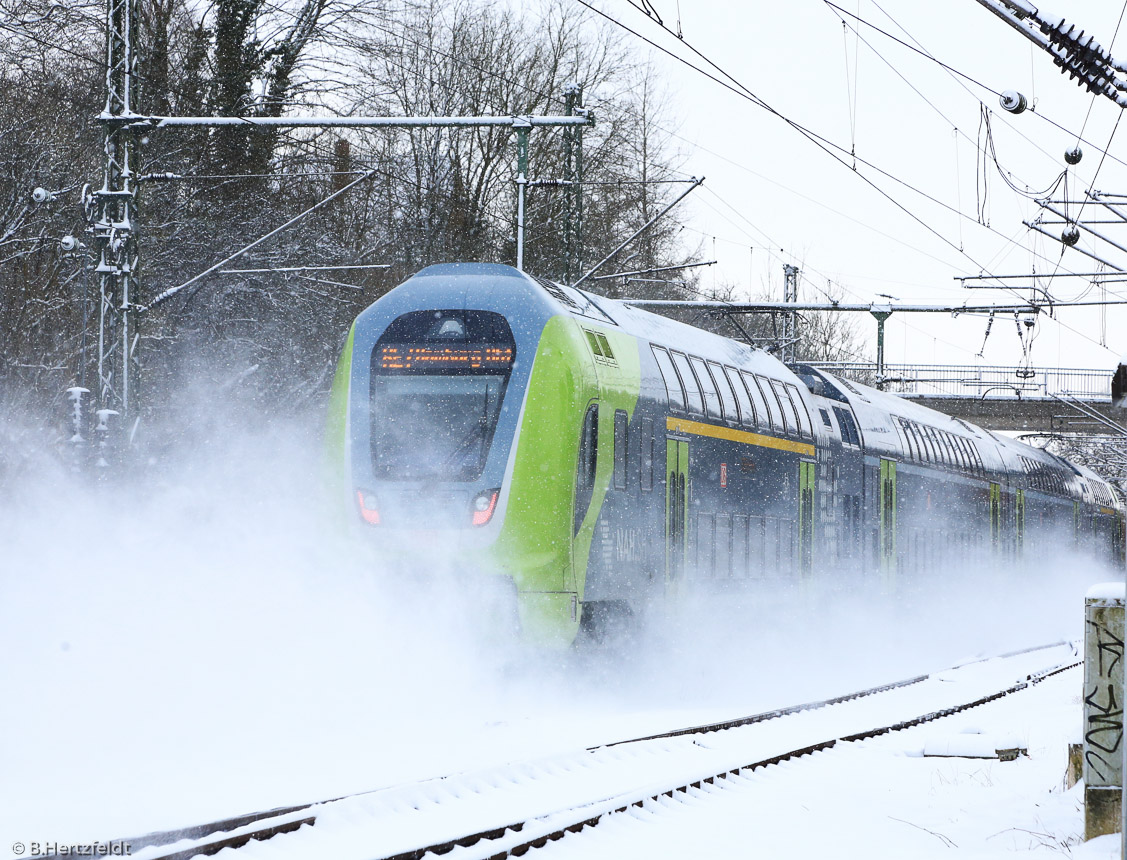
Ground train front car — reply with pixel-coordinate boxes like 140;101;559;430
326;263;638;648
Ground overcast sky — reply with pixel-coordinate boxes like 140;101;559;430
587;0;1127;371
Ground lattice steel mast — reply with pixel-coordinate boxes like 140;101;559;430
782;264;799;365
92;0;140;442
84;0;594;462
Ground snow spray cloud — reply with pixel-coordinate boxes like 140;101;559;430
1;373;1119;843
0;382;550;844
564;508;1120;716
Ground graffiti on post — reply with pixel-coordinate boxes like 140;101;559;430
1084;610;1125;786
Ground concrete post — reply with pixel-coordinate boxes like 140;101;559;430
1084;582;1125;841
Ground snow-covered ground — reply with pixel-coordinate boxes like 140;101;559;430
535;664;1119;860
103;647;1095;860
1;420;1122;857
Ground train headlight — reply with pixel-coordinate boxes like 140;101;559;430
471;489;500;526
356;489;381;525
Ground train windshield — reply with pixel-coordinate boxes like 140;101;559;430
369;310;515;482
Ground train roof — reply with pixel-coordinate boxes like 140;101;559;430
801;366;1107;501
393;264;1118;506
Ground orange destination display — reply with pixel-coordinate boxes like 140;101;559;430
378;345;514;372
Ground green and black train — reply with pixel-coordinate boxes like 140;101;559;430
327;263;1125;647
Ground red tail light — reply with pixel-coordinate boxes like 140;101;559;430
356;489;381;525
471;489;499;526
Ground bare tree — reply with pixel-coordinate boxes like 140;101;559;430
338;0;699;285
0;0;103;418
0;0;706;450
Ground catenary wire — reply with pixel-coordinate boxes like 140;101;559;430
598;0;1121;356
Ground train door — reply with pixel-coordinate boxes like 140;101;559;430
1119;516;1126;567
989;482;1002;548
879;458;897;580
1074;500;1081;550
666;438;689;589
799;461;816;579
1015;488;1026;555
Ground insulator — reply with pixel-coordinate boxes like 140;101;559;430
1000;91;1028;114
1065;147;1083;165
1062;225;1081;246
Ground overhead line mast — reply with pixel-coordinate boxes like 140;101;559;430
92;0;140;444
88;0;593;465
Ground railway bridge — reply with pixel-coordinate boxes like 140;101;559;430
807;362;1127;486
807;363;1124;434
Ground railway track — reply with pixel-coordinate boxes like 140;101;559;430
117;642;1080;860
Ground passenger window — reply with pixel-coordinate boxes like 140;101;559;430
906;423;921;462
613;409;628;490
930;429;946;465
691;356;722;421
939;432;956;466
671;352;704;415
955;437;970;469
585;330;604;357
923;427;941;464
651;346;685;412
769;380;797;435
896;419;915;460
744;372;774;430
574;404;599;534
919;426;935;463
786;383;812;438
919;426;935;462
970;442;984;473
834;407;860;447
725;366;755;428
927;428;943;463
907;423;925;462
596;333;614;360
709;361;740;424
